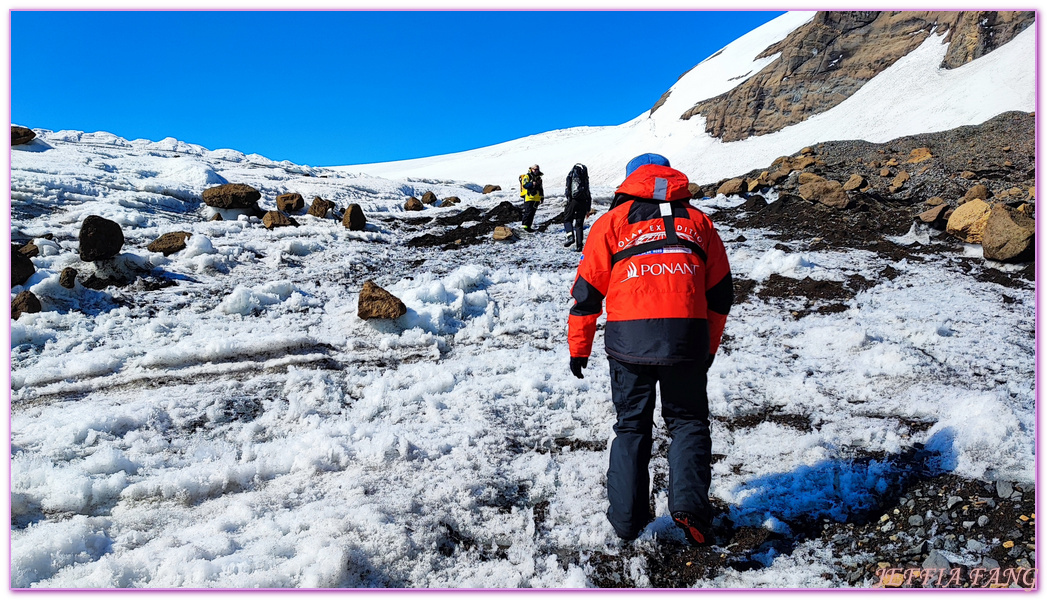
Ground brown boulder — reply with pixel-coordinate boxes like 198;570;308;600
421;191;439;205
963;184;991;202
793;156;817;170
687;183;702;198
262;211;299;230
885;158;899;167
441;196;462;206
917;204;950;228
343;203;367;231
12;246;34;287
59;267;77;289
482;185;502;194
717;178;746;197
843;174;867;191
982;205;1034;262
800;146;814;156
147;231;192;256
946;199;991;243
79;215;125;261
357;280;407;319
18;242;39;258
766;169;791;185
906;147;933;163
276;193;305;213
308;197;334;218
961;170;977;180
11;126;35;146
202;183;261;209
798;173;825;185
798;180;851;209
879;168;892;178
925;196;945;206
493;226;515;241
405;197;424;211
11;291;41;320
210;213;224;221
746;179;763;193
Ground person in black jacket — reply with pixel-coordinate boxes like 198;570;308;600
562;163;591;251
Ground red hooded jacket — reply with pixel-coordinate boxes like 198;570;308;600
568;164;732;365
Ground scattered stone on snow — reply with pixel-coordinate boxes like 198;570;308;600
308;196;334;218
78;215;125;261
17;241;39;258
262;211;299;230
12;246;35;287
210;213;224;221
11;291;41;320
202;183;261;209
482;185;501;194
343;203;367;231
493;225;515;241
357;280;407;319
405;196;424;211
276;192;305;213
441;196;462;206
59;267;77;289
421;191;439;205
147;231;192;256
11;125;35;146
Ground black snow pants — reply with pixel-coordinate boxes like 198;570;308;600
521;200;540;229
606;356;713;540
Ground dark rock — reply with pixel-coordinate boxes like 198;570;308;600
343;203;367;231
923;549;952;571
946;496;964;509
276;193;305;213
12;247;34;287
147;231;192;256
357;280;407;319
210;213;224;221
11;291;41;319
202;183;261;209
17;242;39;258
59;267;77;289
78;215;125;261
308;196;334;218
11;125;35;146
908;515;924;527
262;211;299;229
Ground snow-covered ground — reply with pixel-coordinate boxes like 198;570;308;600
7;9;1036;590
8;126;1034;588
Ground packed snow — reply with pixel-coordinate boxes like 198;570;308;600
7;9;1036;590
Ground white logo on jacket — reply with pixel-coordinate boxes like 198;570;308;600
620;263;639;283
620;260;700;283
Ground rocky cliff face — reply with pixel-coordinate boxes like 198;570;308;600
673;11;1034;142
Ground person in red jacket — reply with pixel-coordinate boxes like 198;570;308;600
567;153;733;545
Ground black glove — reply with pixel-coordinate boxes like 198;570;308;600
703;354;715;374
570;356;588;379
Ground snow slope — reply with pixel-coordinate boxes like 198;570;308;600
335;11;1036;192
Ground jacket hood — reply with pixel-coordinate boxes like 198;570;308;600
614;164;692;202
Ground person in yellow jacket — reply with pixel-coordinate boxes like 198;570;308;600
519;164;544;232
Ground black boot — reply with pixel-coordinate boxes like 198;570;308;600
574;234;583;252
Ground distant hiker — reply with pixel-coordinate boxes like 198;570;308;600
519;164;544;232
562;163;592;251
567;152;733;545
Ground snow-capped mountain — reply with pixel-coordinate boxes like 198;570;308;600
337;11;1035;191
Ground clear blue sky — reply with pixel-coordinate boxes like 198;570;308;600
12;10;785;167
